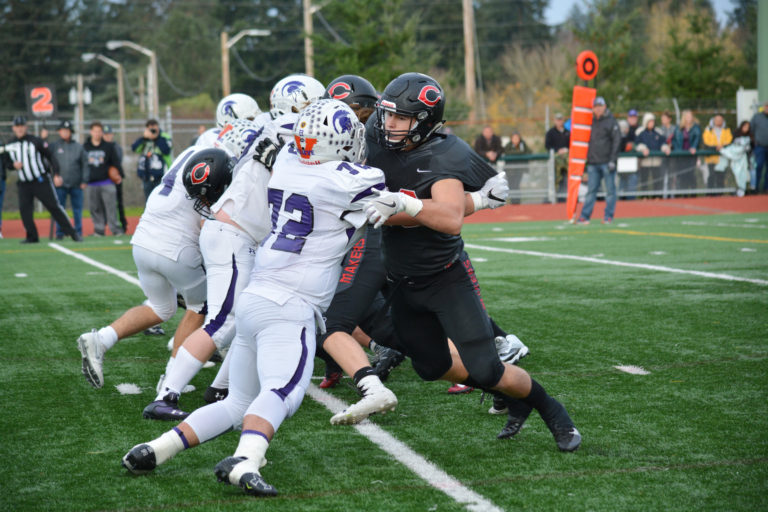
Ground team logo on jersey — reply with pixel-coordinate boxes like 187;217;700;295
399;188;417;198
190;162;210;184
417;85;441;107
329;82;352;100
294;135;318;161
332;110;353;134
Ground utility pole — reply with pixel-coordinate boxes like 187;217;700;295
462;0;477;123
76;74;85;143
138;74;145;113
304;0;314;76
221;31;230;96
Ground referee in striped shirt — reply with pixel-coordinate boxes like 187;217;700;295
1;116;80;243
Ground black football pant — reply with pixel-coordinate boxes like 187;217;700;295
18;175;76;242
388;251;504;388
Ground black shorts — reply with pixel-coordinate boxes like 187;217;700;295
388;251;503;387
320;229;398;347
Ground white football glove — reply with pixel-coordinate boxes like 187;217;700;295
365;189;423;229
470;172;509;211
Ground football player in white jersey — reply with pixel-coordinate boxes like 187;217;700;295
199;74;325;399
195;93;262;148
76;144;212;390
122;99;387;497
143;119;272;420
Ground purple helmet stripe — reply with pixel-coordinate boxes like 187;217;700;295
203;254;239;337
270;327;309;401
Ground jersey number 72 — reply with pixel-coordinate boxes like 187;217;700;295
267;188;314;254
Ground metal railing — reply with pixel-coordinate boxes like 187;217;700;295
496;149;734;204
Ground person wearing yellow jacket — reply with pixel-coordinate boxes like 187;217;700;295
703;114;733;190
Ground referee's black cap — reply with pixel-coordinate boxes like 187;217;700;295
12;115;27;126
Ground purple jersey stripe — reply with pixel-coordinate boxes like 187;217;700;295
203;254;239;337
351;182;385;204
271;327;308;401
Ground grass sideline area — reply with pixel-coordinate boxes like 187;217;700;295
1;214;766;511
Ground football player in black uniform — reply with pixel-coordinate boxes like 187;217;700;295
363;72;581;451
316;75;529;426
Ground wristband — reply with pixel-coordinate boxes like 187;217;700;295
469;191;486;212
401;194;424;217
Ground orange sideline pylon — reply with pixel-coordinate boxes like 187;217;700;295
566;85;597;221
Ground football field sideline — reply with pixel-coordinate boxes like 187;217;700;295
48;241;505;512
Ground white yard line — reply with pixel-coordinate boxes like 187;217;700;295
51;242;502;512
49;242;141;286
306;385;504;512
465;243;768;286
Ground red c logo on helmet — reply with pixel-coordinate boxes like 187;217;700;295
190;162;210;184
330;82;352;100
417;85;441;107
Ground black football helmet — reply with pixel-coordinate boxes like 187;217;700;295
324;75;379;123
182;148;235;218
374;72;445;150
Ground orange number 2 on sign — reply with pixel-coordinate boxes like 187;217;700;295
30;87;54;115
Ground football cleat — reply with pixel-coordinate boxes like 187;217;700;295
540;400;581;452
497;397;532;439
142;392;189;421
214;456;277;497
319;372;342;389
77;329;106;388
204;386;229;404
447;383;473;394
488;395;508;415
122;444;157;475
495;335;529;365
330;376;397;425
372;345;405;382
144;325;165;336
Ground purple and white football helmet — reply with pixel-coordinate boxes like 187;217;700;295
293;99;366;165
269;74;325;119
216;93;261;128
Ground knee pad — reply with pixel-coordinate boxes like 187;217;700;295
144;298;177;323
465;357;505;389
412;357;452;382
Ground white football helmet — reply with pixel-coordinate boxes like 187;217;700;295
214;119;261;161
293;99;366;165
269;74;326;119
216;93;261;128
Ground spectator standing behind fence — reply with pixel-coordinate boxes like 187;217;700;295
659;111;676;145
474;125;503;164
83;122;123;236
702;114;733;191
1;116;80;243
635;112;670;193
103;124;128;232
504;131;531;204
671;109;701;195
545;113;570;201
623;109;639;150
132;119;172;200
577;97;621;225
50;120;88;239
750;100;768;192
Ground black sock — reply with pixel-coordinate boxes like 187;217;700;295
521;379;557;414
353;367;376;386
489;317;507;338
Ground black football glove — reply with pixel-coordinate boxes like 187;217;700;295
253;137;280;171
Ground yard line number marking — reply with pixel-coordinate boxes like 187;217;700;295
49;241;503;512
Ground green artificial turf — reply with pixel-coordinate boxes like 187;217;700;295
0;213;765;511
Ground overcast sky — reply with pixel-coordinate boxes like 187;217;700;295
544;0;733;27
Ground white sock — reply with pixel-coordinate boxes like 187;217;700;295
231;431;269;480
164;356;175;375
98;326;118;350
157;347;204;400
148;428;186;466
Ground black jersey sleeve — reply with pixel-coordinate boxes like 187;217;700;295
422;135;498;192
